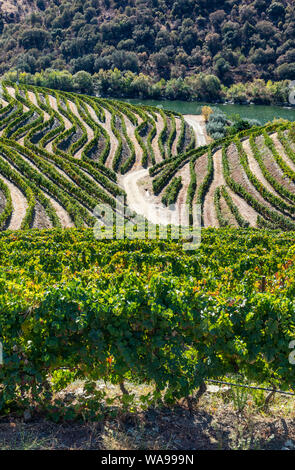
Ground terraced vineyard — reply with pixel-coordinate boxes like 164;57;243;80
1;81;295;231
0;81;198;231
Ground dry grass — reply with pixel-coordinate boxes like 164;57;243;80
1;382;295;450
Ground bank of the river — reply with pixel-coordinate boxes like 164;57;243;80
121;99;295;124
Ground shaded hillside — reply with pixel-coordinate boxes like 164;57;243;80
0;0;294;85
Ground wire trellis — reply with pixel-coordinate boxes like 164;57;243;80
207;379;295;397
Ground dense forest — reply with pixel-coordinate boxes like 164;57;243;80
0;0;295;86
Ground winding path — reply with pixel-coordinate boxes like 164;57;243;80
184;115;207;147
121;169;180;226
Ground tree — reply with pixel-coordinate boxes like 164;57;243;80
214;57;230;80
204;74;222;101
209;10;226;29
276;63;295;80
267;2;285;23
20;29;51;50
150;52;170;79
202;106;213;123
36;0;46;10
252;47;276;65
111;51;139;72
73;70;94;93
256;21;277;39
205;33;221;55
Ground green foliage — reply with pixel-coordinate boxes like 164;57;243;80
3;69;292;105
206;108;262;141
0;0;294;101
0;229;295;414
162;176;182;206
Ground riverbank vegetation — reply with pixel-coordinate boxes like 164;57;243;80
206;108;261;140
3;69;293;105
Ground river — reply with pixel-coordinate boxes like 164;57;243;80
121;99;295;124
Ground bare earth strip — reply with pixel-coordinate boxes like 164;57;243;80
227;188;258;227
203;149;224;227
125;116;143;170
5;86;16;100
46;194;74;228
45;139;54;153
176;163;191;207
6;87;29;112
68;100;94;159
184;115;207;147
256;136;295;195
32;201;52;229
101;108;119;169
0;98;9;108
18;136;25;146
3;86;30;144
18;91;49;146
172;117;182;155
20;149;74;184
85;103;100;124
0;175;28;230
45;95;72;153
48;95;72;130
227;142;272;216
121;169;181;226
271;133;295;173
194;153;208;203
219;195;239;227
27;91;51;121
18;152;93;221
152;112;165;164
6;149;76;227
242;139;286;200
203;147;258;228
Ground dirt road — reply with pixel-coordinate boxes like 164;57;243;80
184;115;208;147
121;169;180;226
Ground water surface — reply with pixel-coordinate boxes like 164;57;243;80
121;99;295;124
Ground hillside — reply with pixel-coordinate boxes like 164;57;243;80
1;227;295;430
2;82;295;448
0;0;294;85
0;0;40;22
0;82;295;231
0;82;197;230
